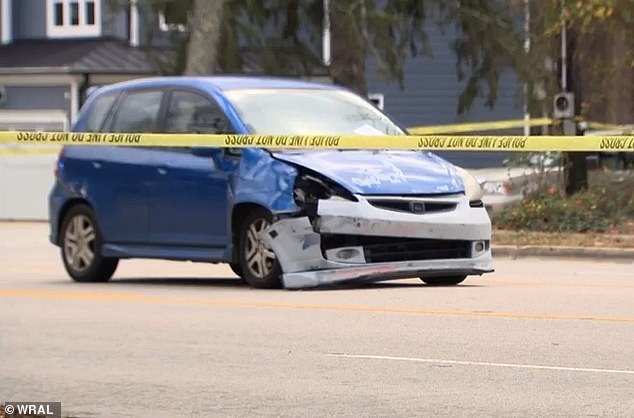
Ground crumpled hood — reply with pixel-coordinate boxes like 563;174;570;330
272;150;464;195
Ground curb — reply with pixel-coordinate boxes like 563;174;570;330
492;245;634;261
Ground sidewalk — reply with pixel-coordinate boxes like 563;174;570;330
492;244;634;261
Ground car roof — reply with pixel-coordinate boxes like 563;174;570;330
92;75;341;97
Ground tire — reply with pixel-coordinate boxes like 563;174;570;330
59;203;118;283
229;262;244;278
237;208;282;289
229;263;247;285
420;275;467;286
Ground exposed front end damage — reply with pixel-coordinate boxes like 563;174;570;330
263;190;494;289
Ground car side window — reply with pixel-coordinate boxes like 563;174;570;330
111;90;164;133
164;90;233;134
86;93;118;132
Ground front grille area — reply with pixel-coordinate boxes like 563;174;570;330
321;234;471;263
367;199;457;214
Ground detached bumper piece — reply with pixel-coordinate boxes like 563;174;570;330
264;194;495;289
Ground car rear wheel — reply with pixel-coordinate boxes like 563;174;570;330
229;262;243;277
228;262;246;285
420;276;467;286
60;204;118;283
237;208;282;289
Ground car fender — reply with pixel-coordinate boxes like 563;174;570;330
231;148;300;214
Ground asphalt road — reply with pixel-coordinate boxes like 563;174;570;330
1;222;633;418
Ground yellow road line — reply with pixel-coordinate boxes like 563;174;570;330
1;288;633;323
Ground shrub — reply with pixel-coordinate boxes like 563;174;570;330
492;170;634;233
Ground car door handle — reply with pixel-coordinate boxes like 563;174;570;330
157;167;168;175
92;161;102;169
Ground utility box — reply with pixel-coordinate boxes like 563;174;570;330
553;92;575;119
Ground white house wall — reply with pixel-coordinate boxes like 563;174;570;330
0;153;58;220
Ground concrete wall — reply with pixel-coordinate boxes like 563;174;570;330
0;110;65;220
0;154;57;220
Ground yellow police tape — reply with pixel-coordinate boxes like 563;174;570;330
407;117;625;135
1;130;634;152
408;118;553;134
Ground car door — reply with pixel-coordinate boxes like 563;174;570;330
145;88;233;248
95;88;166;244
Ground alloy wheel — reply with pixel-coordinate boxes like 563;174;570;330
63;214;96;272
244;218;277;279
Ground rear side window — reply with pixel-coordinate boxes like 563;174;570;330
111;90;164;133
86;93;118;132
164;90;233;134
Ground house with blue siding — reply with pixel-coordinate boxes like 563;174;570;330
365;23;525;168
0;0;155;131
0;0;523;168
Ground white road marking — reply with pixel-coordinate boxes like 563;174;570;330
328;353;634;375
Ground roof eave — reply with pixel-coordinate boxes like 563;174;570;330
0;66;157;76
0;66;74;75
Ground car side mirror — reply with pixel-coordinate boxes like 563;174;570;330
191;147;223;158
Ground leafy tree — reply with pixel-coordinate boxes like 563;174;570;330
115;0;631;123
434;0;527;114
122;0;526;116
528;0;634;125
525;0;634;194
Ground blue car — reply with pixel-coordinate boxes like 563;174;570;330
48;76;494;289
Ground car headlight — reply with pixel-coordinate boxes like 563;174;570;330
455;167;484;202
293;172;357;210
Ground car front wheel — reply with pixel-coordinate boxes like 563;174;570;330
60;204;118;282
238;208;282;289
420;276;467;286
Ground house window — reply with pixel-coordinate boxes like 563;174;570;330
70;1;79;25
158;1;191;32
54;2;64;26
86;1;95;25
47;0;101;37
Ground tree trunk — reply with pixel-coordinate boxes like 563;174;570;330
329;0;367;95
563;25;589;195
184;0;228;75
606;25;632;124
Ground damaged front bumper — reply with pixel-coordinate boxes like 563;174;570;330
263;194;495;289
